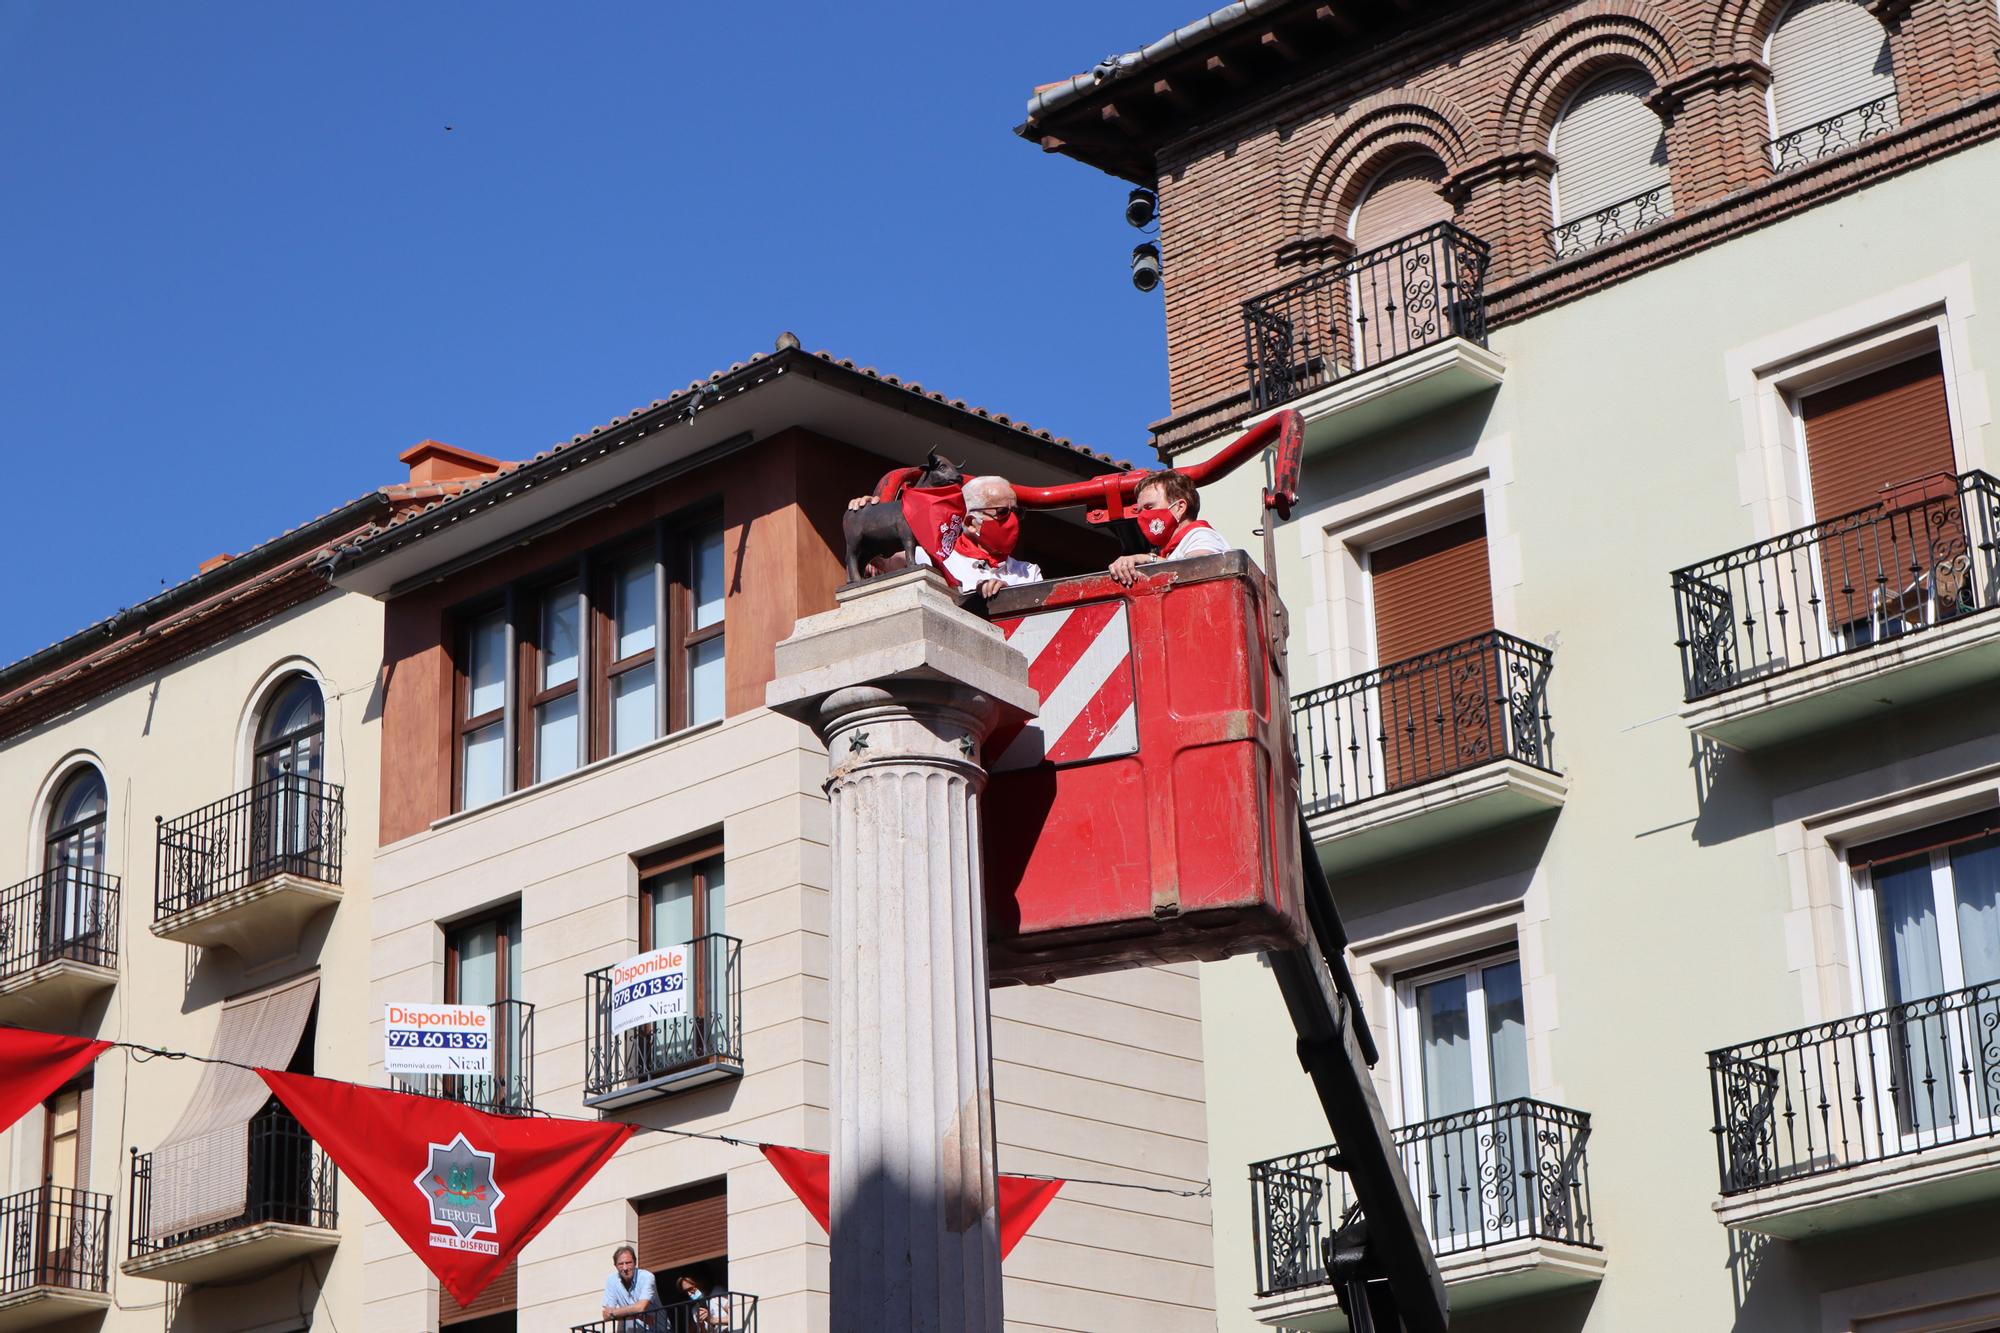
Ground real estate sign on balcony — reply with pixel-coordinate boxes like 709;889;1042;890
384;1004;494;1076
609;946;692;1034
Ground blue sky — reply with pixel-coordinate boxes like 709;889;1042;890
0;2;1172;665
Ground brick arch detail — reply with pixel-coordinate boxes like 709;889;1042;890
1497;5;1697;154
1712;0;1808;63
1297;92;1484;236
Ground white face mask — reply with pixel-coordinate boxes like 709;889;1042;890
684;1286;704;1300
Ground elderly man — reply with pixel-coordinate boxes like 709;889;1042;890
847;475;1043;597
1109;468;1231;585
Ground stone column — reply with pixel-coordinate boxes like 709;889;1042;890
766;568;1037;1333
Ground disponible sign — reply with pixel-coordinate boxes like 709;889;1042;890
385;1004;493;1076
609;947;692;1035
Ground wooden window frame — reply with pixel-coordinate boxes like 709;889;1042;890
444;906;520;1007
637;840;726;952
448;508;725;813
518;569;586;790
453;600;511;810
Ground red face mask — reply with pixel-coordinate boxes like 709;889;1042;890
967;509;1020;560
1133;507;1180;551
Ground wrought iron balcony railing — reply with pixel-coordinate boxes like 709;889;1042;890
155;774;345;919
1241;223;1490;413
128;1105;337;1257
585;933;744;1106
0;1183;112;1295
1672;470;2000;702
570;1291;758;1332
1548;186;1673;260
1250;1099;1596;1297
1711;979;2000;1196
1768;95;1899;173
395;998;536;1114
0;868;119;979
1291;630;1554;817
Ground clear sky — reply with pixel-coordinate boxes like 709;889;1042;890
0;2;1175;665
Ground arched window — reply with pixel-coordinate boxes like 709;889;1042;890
255;675;324;783
253;675;327;874
1346;154;1458;370
42;766;108;959
1349;155;1452;253
45;767;107;881
1549;69;1673;257
1766;0;1898;170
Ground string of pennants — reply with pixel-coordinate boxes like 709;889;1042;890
0;1026;1206;1306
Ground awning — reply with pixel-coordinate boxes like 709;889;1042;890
148;971;319;1240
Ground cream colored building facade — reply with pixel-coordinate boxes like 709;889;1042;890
337;353;1218;1333
0;499;388;1333
1168;74;2000;1333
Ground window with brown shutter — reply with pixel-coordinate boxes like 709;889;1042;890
1368;515;1499;790
440;1259;516;1326
637;1177;729;1288
1801;349;1959;631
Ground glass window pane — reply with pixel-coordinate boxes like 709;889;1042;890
542;582;580;688
536;694;579;783
688;638;724;726
612;669;658;754
703;855;726;938
454;921;499;1006
462;721;505;808
505;915;522;1003
693;529;725;630
1952;835;2000;987
650;868;696;947
1876;854;1946;1004
1482;961;1529;1104
1416;974;1475;1119
617;559;658;660
467;612;506;717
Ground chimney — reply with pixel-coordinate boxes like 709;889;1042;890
399;439;504;485
198;552;234;575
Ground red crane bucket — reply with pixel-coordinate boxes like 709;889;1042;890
981;551;1305;985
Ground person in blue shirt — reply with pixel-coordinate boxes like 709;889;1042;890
601;1244;661;1330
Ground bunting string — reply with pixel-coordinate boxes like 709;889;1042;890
37;1029;1213;1201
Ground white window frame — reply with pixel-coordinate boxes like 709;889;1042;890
1393;949;1527;1126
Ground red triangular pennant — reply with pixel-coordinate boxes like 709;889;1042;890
758;1145;1062;1259
0;1029;109;1134
260;1071;633;1306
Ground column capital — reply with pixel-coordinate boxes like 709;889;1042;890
766;568;1039;737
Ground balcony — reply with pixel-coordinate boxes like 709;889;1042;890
395;999;536;1114
1241;224;1501;450
1768;95;1899;173
123;1106;338;1285
1547;186;1673;260
584;934;744;1110
570;1292;759;1332
0;870;118;1025
1292;631;1564;872
1250;1100;1602;1329
0;1185;113;1329
153;775;344;961
1674;471;2000;749
1711;980;2000;1238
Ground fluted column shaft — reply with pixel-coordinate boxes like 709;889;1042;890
765;569;1036;1333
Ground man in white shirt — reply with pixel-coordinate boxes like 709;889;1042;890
846;475;1043;597
601;1245;662;1330
938;475;1042;597
1109;468;1231;584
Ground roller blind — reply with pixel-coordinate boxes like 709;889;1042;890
1370;515;1495;666
1801;350;1955;525
1552;70;1672;222
1768;0;1897;135
441;1259;516;1324
1350;156;1452;253
637;1177;728;1274
148;972;319;1238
